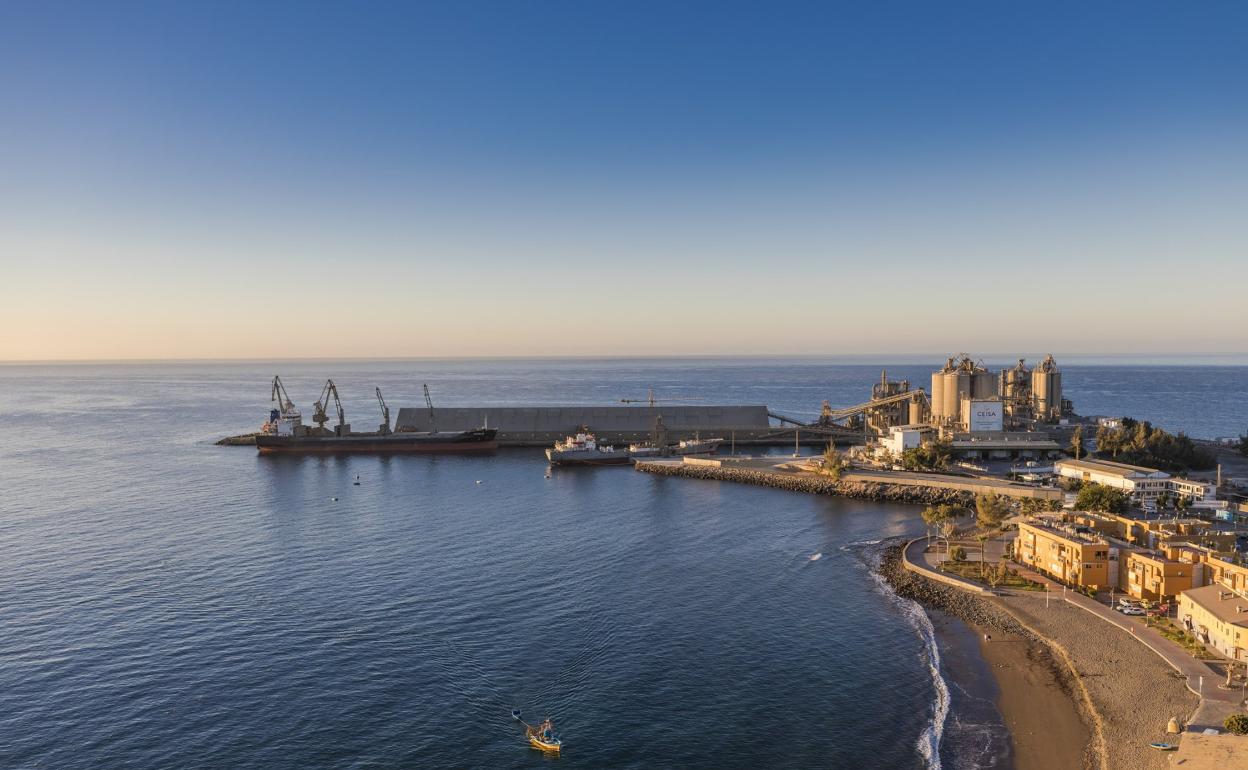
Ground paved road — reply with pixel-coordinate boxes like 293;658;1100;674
905;533;1243;729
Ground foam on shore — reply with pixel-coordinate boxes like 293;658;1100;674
851;540;949;769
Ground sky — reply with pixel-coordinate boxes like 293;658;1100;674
2;1;1246;360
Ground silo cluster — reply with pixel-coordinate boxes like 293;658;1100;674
1032;354;1063;421
930;354;997;427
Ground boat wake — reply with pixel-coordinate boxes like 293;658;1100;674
839;537;884;550
855;541;949;770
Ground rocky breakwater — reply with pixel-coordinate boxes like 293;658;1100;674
634;462;977;506
216;433;258;446
879;542;1029;636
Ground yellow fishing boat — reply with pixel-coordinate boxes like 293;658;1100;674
525;717;562;752
528;732;562;752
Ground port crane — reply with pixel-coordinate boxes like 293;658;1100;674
620;389;705;406
312;379;345;430
375;387;391;435
423;383;436;432
270;375;297;413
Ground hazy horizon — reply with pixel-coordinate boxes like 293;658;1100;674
4;2;1246;360
5;352;1248;367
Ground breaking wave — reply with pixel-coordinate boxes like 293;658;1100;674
855;540;949;770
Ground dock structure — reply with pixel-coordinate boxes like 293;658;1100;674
634;457;1066;503
393;405;862;447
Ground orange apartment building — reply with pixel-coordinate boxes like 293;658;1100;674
1014;517;1110;589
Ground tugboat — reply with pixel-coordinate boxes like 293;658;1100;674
545;428;630;466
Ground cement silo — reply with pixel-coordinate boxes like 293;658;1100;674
931;354;995;426
1032;354;1062;421
972;370;998;399
930;367;947;423
908;394;927;425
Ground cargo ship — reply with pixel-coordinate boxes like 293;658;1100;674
255;427;498;454
255;377;498;455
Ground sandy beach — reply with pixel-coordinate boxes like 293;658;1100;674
994;591;1198;770
882;543;1200;770
975;628;1091;770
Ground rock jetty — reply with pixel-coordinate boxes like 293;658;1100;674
878;543;1030;637
634;462;976;506
216;433;258;446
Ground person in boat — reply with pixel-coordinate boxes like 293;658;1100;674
538;718;555;741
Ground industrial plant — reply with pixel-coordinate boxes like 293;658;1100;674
831;353;1074;463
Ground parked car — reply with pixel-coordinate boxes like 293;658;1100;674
1119;606;1146;616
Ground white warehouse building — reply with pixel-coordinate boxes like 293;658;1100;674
1055;458;1216;503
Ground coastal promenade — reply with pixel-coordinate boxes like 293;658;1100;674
903;537;1246;768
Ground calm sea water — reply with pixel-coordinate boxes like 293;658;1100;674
2;358;1245;769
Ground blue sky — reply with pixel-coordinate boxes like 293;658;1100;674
2;1;1246;359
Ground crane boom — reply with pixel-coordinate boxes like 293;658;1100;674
375;387;391;435
312;379;345;428
423;383;436;432
270;375;295;412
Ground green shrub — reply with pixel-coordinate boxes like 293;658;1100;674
1075;483;1130;514
950;546;967;562
1225;713;1248;735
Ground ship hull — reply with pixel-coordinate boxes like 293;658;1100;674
544;449;632;466
256;429;498;455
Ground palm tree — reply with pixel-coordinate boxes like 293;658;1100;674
976;531;990;578
1068;425;1084;459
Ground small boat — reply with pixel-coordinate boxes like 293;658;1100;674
1149;742;1177;751
525;717;562;752
528;732;562;752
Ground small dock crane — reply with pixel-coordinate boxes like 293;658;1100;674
375;387;391;435
270;375;297;413
312;379;347;433
423;383;436;432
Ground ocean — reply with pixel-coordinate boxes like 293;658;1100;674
2;358;1245;769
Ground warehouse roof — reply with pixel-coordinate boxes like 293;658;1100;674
1056;458;1168;478
394;404;772;432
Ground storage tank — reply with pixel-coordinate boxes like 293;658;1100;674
1032;354;1062;421
972;371;998;399
930;373;946;422
908;396;926;425
932;354;992;425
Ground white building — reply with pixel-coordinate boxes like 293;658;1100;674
878;425;924;456
1056;458;1218;504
